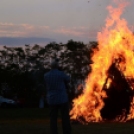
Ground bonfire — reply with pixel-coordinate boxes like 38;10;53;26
70;0;134;123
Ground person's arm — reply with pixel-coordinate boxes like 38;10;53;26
63;73;70;90
64;74;70;84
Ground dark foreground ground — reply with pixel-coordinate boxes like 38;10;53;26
0;108;134;134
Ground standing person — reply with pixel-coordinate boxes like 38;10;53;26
44;60;71;134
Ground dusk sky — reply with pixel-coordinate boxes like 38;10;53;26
0;0;134;47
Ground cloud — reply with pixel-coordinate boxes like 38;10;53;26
54;26;98;42
0;22;50;37
0;22;55;46
0;22;91;38
0;22;97;44
54;26;89;37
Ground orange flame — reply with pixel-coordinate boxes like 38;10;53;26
70;0;134;123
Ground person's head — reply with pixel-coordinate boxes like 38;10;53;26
50;60;59;69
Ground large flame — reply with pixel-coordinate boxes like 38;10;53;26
70;0;134;123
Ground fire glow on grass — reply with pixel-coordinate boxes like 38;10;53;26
70;0;134;123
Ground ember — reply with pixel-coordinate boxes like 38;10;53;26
70;0;134;123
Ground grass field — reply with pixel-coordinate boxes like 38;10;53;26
0;108;134;134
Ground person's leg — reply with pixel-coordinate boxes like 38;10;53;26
60;102;71;134
49;104;59;134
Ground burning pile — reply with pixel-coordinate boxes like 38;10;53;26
70;0;134;123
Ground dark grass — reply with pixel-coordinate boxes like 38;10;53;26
0;108;134;134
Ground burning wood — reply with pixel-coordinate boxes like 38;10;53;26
101;59;133;121
70;0;134;124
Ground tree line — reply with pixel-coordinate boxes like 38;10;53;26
0;39;98;107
